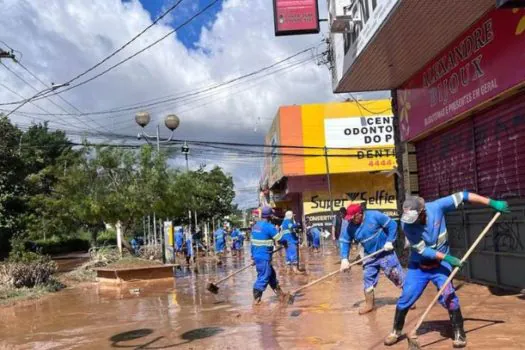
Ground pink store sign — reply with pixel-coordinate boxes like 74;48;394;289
273;0;320;36
398;8;525;141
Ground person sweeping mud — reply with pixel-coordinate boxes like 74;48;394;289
230;226;242;257
305;219;321;253
279;210;304;274
251;206;285;305
339;204;405;315
384;192;509;348
214;225;226;265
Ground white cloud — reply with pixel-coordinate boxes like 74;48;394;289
0;0;340;208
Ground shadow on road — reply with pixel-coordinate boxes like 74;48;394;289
109;326;224;349
418;317;504;348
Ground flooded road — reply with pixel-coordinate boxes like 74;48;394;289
1;246;524;349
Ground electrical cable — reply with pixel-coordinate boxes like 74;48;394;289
28;0;222;101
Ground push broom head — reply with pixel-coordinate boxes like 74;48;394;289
407;334;421;350
278;292;294;305
206;282;219;294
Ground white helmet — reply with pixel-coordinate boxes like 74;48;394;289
285;210;293;219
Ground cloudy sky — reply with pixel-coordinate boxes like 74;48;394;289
0;0;370;208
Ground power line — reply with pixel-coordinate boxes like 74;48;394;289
0;61;106;132
0;81;74;129
62;0;184;88
2;45;320;119
13;60;108;132
28;0;222;100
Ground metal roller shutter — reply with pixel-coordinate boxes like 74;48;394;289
416;118;476;200
414;92;525;290
416;92;525;200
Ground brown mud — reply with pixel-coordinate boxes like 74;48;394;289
1;245;524;349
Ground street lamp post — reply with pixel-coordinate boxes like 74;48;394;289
135;111;180;264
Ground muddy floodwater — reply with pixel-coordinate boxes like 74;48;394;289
1;246;524;349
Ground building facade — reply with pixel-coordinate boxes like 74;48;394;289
262;100;397;230
328;0;525;289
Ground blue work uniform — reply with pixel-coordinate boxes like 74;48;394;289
310;226;321;248
175;228;184;252
214;229;226;253
398;193;467;311
239;231;245;247
251;220;283;292
185;232;193;258
340;211;405;291
231;229;242;251
279;218;298;265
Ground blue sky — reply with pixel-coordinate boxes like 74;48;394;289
137;0;225;49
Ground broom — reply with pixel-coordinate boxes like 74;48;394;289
407;212;501;350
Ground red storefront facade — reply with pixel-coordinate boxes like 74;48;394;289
328;1;525;290
397;8;525;289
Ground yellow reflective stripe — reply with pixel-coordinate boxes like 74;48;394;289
252;239;274;247
273;231;283;241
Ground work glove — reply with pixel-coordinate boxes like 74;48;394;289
443;254;463;268
489;199;510;213
340;258;351;272
383;241;394;252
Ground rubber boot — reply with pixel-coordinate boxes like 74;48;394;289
359;289;375;315
253;289;263;305
384;307;409;346
449;308;467;348
273;285;284;297
292;265;306;275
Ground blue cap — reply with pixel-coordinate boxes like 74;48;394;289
261;206;273;218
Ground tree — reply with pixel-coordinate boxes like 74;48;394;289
0;116;25;256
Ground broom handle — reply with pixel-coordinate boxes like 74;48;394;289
291;248;386;294
409;212;501;337
214;246;284;285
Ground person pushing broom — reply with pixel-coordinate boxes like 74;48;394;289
384;191;509;348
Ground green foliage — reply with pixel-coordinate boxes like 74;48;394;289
0;117;238;257
33;238;91;255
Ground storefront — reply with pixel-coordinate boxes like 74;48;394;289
327;1;525;289
262;100;397;230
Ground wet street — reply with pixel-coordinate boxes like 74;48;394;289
1;246;524;350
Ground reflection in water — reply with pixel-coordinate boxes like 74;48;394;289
0;245;522;349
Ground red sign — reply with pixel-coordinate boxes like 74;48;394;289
273;0;320;36
398;9;525;141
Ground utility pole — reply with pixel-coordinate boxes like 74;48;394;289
324;146;335;255
323;146;335;219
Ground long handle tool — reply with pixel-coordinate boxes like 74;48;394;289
206;246;284;294
407;212;501;350
283;248;386;305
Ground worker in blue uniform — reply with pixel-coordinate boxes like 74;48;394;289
384;191;509;348
214;225;226;265
184;228;194;266
340;204;405;315
175;227;184;253
231;227;242;257
279;210;304;274
239;229;245;248
251;206;284;304
308;221;321;253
